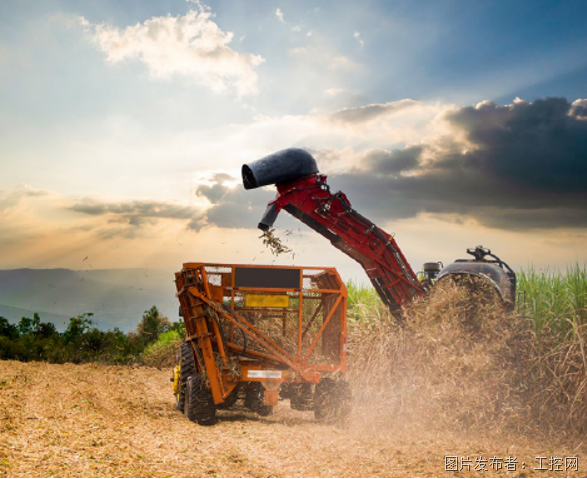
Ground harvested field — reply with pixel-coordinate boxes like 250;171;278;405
0;360;585;478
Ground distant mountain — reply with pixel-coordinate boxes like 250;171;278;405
0;268;180;332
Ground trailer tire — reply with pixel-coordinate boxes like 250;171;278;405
256;405;274;417
290;383;314;411
244;382;274;417
314;378;351;423
176;343;196;412
184;374;217;426
217;384;240;410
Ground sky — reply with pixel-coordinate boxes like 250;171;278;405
1;0;587;282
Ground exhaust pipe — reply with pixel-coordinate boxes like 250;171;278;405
242;148;319;190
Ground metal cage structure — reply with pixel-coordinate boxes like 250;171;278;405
174;263;347;408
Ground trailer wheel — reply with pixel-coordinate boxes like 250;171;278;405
217;384;240;410
314;378;351;423
290;383;314;411
184;374;217;426
244;382;274;417
257;405;274;416
176;343;196;411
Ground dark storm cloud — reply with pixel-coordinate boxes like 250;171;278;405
327;173;587;230
443;98;587;194
195;173;234;203
69;175;271;236
201;186;273;230
192;97;587;232
71;200;199;220
364;147;423;174
70;199;205;235
330;97;587;230
74;97;586;236
328;99;418;124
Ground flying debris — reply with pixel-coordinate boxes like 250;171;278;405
259;229;292;256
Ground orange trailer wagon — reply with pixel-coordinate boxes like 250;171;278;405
172;262;351;425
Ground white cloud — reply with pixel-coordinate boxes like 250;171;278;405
291;25;301;33
179;98;451;173
306;30;313;37
275;8;285;23
570;98;587;119
325;88;344;96
288;46;308;57
84;4;264;96
474;99;494;109
78;16;90;29
0;185;49;214
329;55;361;71
328;99;421;124
353;31;364;47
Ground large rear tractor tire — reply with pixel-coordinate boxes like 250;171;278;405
175;342;196;412
314;378;352;423
184;374;217;426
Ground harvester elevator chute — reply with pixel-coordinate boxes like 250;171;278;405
242;148;424;314
241;148;516;312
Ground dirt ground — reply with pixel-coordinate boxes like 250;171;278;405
0;360;585;478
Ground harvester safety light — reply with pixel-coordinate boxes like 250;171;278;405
245;294;290;308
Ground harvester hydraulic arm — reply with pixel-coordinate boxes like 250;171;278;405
242;148;424;314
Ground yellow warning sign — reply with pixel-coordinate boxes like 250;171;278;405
245;294;290;308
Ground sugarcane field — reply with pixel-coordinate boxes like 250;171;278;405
1;1;587;478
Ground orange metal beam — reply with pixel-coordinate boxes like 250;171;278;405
190;288;319;381
187;294;226;404
189;286;295;363
302;294;343;363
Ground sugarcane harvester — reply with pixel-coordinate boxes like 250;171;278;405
172;148;516;427
242;148;517;313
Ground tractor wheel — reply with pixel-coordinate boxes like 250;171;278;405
314;378;352;423
176;343;196;412
244;382;274;417
184;374;217;426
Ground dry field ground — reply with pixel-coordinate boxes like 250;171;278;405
0;360;585;478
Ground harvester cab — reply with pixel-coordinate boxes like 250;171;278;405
419;262;443;287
